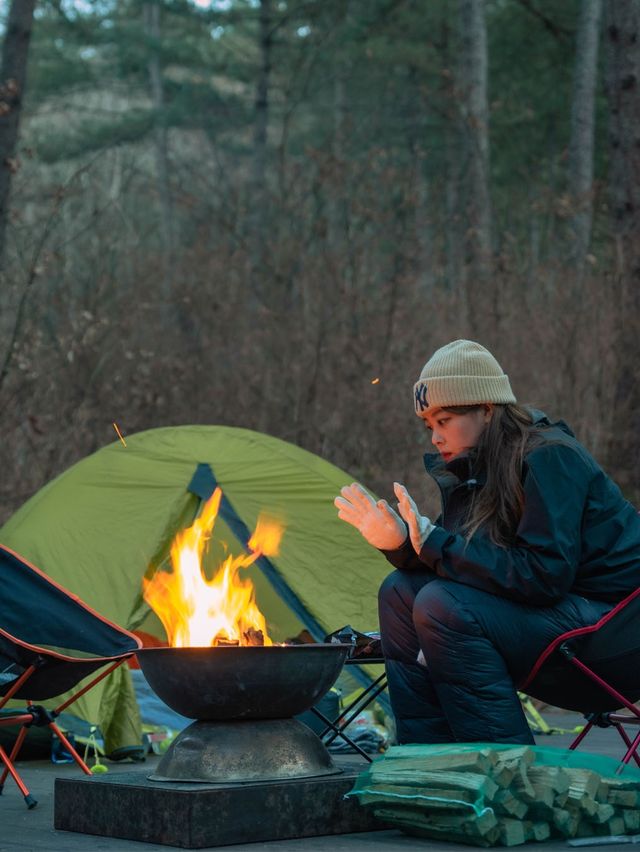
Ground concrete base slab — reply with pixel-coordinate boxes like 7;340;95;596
54;763;386;849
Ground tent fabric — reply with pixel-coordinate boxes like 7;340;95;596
0;425;391;751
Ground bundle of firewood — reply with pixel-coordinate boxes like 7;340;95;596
351;745;640;847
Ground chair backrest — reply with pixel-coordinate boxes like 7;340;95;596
520;587;640;713
0;544;141;700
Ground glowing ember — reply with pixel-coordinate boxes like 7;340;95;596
143;487;285;648
112;422;127;446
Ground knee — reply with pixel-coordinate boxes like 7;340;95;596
378;570;405;608
413;579;480;636
378;569;430;614
378;571;410;630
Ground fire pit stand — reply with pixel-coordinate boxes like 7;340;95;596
138;644;348;784
54;644;388;848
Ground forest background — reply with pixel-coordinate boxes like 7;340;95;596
1;0;639;526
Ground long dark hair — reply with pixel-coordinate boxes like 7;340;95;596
441;403;543;547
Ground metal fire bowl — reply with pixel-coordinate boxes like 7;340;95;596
136;644;350;721
149;718;341;783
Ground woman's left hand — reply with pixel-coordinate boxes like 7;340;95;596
393;482;435;555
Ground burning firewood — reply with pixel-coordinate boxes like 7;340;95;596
214;635;240;647
243;627;265;646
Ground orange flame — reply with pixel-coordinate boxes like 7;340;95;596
142;487;285;648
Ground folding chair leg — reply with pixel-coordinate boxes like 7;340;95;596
0;718;91;809
0;723;30;789
322;678;388;748
49;722;93;776
569;713;640;774
569;718;595;750
0;743;37;808
615;725;640;772
310;707;374;762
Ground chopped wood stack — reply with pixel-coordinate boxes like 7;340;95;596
353;745;640;847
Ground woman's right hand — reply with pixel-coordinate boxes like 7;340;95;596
334;483;407;550
394;482;435;555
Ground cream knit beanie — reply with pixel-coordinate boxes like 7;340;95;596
413;340;516;415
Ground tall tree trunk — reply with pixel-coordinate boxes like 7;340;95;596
412;137;433;294
251;0;275;433
330;50;349;264
0;0;36;271
407;65;433;294
250;0;272;307
604;0;640;499
143;2;174;298
441;15;463;296
457;0;492;330
568;0;602;272
329;6;359;331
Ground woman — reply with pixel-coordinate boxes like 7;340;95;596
334;339;640;745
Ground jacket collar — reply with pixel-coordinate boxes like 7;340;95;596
423;450;486;491
528;407;576;438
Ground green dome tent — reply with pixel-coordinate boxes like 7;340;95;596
0;425;391;754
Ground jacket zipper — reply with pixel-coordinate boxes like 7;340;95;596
431;476;478;529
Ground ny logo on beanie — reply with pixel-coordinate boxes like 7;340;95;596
414;383;428;413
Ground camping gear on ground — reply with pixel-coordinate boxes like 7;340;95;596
519;586;640;768
0;425;391;752
324;707;390;756
50;732;76;764
136;642;350;783
81;726;108;774
518;693;584;737
0;544;141;807
325;624;383;659
349;742;640;846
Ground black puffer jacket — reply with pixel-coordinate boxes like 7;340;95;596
383;412;640;606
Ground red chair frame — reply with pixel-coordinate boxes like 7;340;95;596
0;544;142;807
519;587;640;773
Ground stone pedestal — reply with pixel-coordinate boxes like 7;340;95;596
54;762;385;849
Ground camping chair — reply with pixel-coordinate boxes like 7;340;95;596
315;626;389;761
311;657;388;762
519;586;640;773
0;544;142;807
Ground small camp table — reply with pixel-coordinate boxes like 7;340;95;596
310;657;387;762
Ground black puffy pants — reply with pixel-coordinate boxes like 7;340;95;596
378;570;612;745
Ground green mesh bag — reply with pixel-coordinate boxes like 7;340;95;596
348;744;640;847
